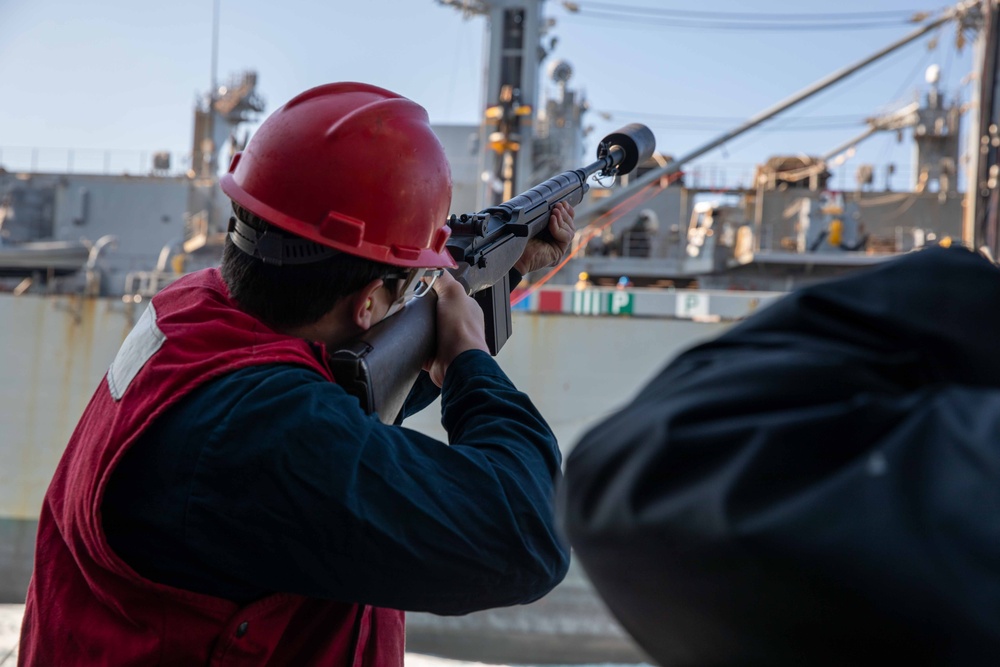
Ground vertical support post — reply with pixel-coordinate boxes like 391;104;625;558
474;0;545;207
966;0;999;251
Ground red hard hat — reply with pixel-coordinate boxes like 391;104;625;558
220;82;456;268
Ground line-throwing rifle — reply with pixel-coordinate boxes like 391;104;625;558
329;123;656;423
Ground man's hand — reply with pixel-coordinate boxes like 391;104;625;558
514;201;576;275
424;271;490;387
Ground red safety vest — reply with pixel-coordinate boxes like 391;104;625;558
19;268;404;666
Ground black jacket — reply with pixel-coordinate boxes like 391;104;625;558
562;246;1000;666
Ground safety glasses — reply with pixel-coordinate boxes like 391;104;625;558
383;267;444;318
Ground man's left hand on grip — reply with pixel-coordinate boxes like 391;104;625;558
514;201;576;275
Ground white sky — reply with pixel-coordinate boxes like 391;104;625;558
0;0;978;190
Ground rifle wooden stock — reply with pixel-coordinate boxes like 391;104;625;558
329;123;656;423
327;294;437;424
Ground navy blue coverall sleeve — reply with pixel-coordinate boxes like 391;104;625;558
561;246;1000;666
104;350;569;615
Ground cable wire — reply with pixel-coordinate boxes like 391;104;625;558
562;9;926;32
570;2;927;22
561;2;936;30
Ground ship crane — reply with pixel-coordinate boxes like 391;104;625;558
823;65;962;195
577;0;987;239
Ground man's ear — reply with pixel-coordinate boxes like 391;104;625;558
352;279;384;330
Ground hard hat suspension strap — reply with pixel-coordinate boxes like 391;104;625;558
228;216;339;266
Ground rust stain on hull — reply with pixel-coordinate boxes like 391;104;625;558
1;295;134;519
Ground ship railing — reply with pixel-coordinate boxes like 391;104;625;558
0;145;192;176
122;270;179;302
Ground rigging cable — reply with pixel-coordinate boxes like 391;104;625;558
559;2;935;31
567;3;926;22
885;27;943;104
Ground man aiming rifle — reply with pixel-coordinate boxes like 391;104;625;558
20;82;575;666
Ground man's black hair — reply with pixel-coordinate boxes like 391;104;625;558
221;203;399;330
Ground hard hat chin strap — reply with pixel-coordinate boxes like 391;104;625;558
228;216;339;266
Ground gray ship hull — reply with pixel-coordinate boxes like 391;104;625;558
0;288;737;662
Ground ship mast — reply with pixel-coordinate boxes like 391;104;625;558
209;0;220;177
439;0;549;207
186;1;264;241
